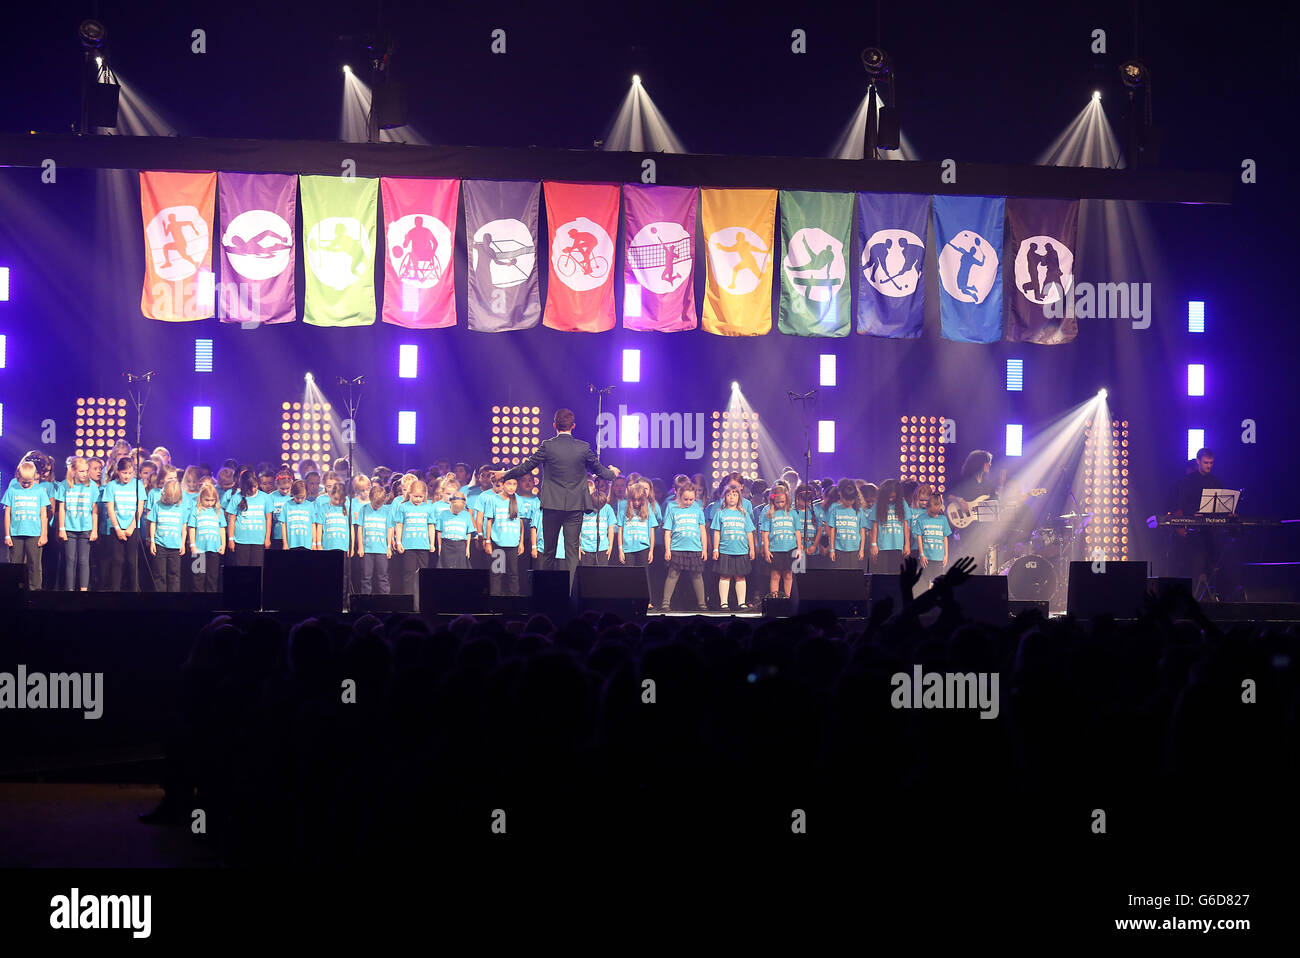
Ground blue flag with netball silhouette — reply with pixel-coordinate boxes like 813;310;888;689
856;192;930;338
932;195;1004;343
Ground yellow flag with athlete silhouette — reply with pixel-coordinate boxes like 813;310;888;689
701;188;776;336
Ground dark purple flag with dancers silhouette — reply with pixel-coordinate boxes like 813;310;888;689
216;172;297;324
1007;198;1079;344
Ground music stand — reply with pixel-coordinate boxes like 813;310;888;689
1197;489;1241;515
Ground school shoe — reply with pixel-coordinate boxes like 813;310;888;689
696;604;710;613
658;602;672;613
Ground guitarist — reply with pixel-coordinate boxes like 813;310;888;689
946;450;1000;573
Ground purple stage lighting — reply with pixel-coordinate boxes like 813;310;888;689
1005;359;1023;391
622;348;640;383
194;339;213;373
1188;301;1204;333
1005;423;1023;457
192;406;211;441
398;410;416;445
399;344;418;379
1187;364;1204;396
0;334;6;369
819;354;836;387
1187;428;1205;461
0;266;9;301
818;420;834;453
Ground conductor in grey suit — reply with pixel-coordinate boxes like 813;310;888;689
492;408;619;584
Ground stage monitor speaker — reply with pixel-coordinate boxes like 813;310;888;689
0;563;24;609
575;566;649;619
876;105;900;150
1009;599;1051;619
867;573;901;606
1147;577;1193;601
221;565;262;611
1068;560;1149;619
953;575;1009;624
762;596;795;617
350;594;415;614
530;569;572;623
420;568;492;616
796;569;868;617
263;549;345;612
372;82;407;129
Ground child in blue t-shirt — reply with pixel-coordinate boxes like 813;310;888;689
3;460;51;590
760;484;801;600
185;484;226;593
148;478;189;592
394;480;437;596
227;471;274;566
484;478;526;596
661;484;708;612
435;491;473;569
55;456;98;591
578;482;617;567
912;494;953;591
356;484;393;595
825;480;869;569
616;481;659;567
279;481;316;551
315;484;352;555
869;479;912;573
710;485;756;611
101;457;147;592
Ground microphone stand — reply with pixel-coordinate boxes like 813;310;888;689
788;389;818;560
589;384;615;456
125;371;155;590
337;375;363;611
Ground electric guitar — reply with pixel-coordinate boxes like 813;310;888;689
947;488;1047;529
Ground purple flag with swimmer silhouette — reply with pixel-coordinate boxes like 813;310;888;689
464;180;541;332
381;177;459;328
1006;198;1079;344
856;192;930;338
216;172;297;324
622;184;697;332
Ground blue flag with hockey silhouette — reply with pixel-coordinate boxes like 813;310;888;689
932;195;1004;343
856;192;930;338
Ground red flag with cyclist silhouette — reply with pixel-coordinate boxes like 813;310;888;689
542;181;619;332
380;177;459;328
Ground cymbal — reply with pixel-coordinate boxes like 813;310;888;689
1058;512;1093;519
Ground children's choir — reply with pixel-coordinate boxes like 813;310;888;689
2;449;955;606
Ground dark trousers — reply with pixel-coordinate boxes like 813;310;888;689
90;533;108;590
541;508;584;587
490;546;521;596
9;536;42;590
232;542;264;567
870;549;901;574
579;550;609;567
401;549;429;595
64;531;92;590
191;550;222;592
149;545;182;592
105;531;140;592
362;553;390;594
439;543;470;569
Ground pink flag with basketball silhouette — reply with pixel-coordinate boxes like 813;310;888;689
622;184;697;332
139;170;216;321
542;181;619;332
380;177;459;328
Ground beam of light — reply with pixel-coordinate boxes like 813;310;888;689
601;78;686;153
1035;96;1123;169
827;91;918;160
301;378;372;471
725;385;795;481
98;70;180;136
341;71;430;144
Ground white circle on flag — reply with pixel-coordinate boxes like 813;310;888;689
1013;234;1074;305
305;217;372;291
782;227;845;306
551;217;614;292
471;218;535;289
707;227;769;296
146;205;209;281
938;229;999;304
386;214;452;290
861;228;924;298
222;209;293;281
628;222;692;295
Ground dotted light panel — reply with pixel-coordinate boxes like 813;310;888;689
75;396;127;459
1083;418;1130;561
491;405;541;465
281;400;332;462
710;410;759;485
898;415;947;494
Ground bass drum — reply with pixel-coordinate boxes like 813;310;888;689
1007;553;1057;601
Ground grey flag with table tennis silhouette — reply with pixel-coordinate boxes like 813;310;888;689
464;180;541;332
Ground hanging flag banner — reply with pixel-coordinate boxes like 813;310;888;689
139;170;216;321
856;192;929;338
464;180;541;332
381;177;459;329
622;184;697;332
301;174;378;327
216;172;297;324
701;188;776;336
933;194;1004;343
778;190;852;337
542;181;619;332
1007;197;1079;345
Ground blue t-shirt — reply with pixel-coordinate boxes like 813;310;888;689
431;499;451;525
357;503;392;554
873;505;909;552
704;500;722;523
486;495;526;548
3;484;51;537
826;504;868;552
394;499;436;550
149;500;188;549
760;508;800;553
617;508;659;553
268;490;292;537
219;487;238;513
791;507;820;551
710;507;756;555
315;501;351;551
188;507;226;553
101;479;147;529
664;502;706;553
280;499;316;549
56;481;98;533
471;490;498;536
230;490;273;545
913;513;953;561
436;509;474;541
581;504;617;552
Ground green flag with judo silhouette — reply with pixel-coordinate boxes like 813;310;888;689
778;190;853;337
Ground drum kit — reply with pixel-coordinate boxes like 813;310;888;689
999;510;1093;605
